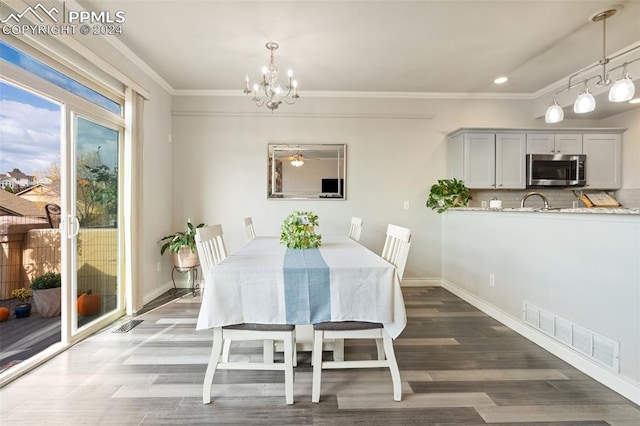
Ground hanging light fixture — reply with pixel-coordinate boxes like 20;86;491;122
243;42;300;111
545;7;640;123
545;97;564;123
574;82;596;113
609;64;636;102
290;152;304;167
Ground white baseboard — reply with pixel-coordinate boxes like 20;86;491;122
142;281;175;306
441;279;640;406
401;277;441;287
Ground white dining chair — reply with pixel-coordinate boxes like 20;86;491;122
311;223;411;403
196;225;296;405
243;216;256;241
348;216;363;242
381;224;412;281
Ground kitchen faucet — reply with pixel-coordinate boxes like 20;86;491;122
521;192;550;209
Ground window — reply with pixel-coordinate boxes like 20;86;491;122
0;41;121;115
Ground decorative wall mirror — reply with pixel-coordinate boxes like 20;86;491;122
268;144;346;200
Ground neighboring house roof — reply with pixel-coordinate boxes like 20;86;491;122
17;184;61;208
5;171;32;180
0;190;45;216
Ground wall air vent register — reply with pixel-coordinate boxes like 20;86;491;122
523;302;619;371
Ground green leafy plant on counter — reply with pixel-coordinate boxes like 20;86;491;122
280;211;322;249
426;178;471;213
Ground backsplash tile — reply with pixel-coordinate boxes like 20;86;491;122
469;189;582;209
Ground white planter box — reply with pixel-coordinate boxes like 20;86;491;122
32;287;61;317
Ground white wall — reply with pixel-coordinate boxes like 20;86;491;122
441;209;640;400
170;95;604;281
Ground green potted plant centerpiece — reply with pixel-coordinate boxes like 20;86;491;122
31;272;62;317
280;211;322;249
159;220;206;268
426;178;471;213
11;287;33;318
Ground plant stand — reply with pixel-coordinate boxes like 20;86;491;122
171;265;199;297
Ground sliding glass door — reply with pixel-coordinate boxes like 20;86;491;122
70;114;122;332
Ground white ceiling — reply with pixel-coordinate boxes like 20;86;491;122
78;0;640;116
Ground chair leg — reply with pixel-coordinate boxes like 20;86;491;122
375;338;385;360
283;332;294;405
311;329;324;403
333;338;344;362
221;339;232;362
293;338;298;367
263;339;274;364
203;327;223;404
382;331;402;401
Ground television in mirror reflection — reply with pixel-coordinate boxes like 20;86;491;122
267;144;346;200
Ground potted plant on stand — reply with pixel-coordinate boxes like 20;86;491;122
426;178;471;213
31;272;62;317
11;287;33;318
159;220;206;268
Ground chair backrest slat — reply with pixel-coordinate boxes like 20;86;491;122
381;224;411;281
196;224;228;281
243;217;256;241
348;216;363;242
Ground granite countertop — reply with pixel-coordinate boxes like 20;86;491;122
454;207;640;215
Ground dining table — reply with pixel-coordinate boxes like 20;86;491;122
196;235;407;343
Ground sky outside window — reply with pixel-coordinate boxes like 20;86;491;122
0;80;60;176
0;41;121;115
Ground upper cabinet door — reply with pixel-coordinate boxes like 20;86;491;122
583;134;621;189
496;133;526;189
526;134;554;154
554;134;582;154
463;133;495;188
526;133;582;154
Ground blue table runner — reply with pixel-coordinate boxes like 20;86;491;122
283;248;331;324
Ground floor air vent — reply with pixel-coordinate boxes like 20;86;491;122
523;302;619;371
112;319;143;333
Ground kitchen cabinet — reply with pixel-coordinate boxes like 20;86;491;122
450;132;525;189
449;128;624;191
583;133;621;189
526;133;582;154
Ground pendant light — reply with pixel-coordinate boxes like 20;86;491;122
545;97;564;123
609;64;636;102
574;83;596;113
544;7;639;123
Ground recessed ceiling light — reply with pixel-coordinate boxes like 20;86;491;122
629;98;640;104
494;76;508;84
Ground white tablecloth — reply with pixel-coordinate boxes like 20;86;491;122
196;236;407;338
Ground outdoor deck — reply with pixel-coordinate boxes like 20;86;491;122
0;289;190;374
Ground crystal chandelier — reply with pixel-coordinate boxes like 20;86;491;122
545;7;639;123
243;42;299;111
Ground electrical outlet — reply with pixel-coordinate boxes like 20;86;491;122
489;273;495;287
156;261;162;272
403;201;410;210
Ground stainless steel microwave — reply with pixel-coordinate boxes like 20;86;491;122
526;154;586;187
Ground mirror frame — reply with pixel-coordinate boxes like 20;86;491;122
267;143;347;200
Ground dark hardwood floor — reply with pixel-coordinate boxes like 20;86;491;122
0;286;638;425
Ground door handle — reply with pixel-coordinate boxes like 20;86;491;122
67;215;80;239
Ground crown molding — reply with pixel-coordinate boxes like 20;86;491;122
173;89;534;100
172;110;436;120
